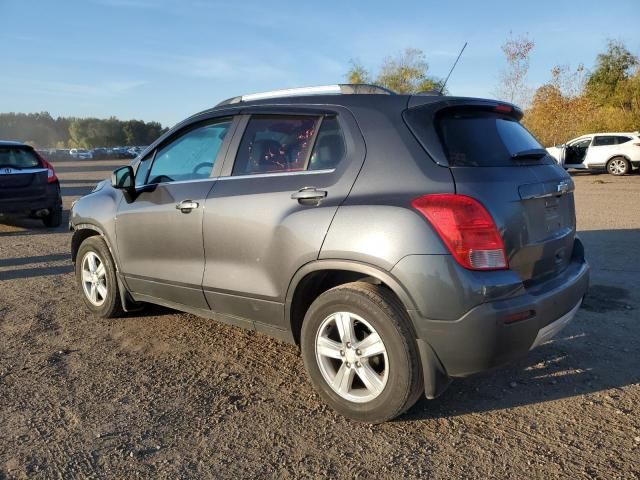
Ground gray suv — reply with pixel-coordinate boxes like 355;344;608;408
70;84;590;422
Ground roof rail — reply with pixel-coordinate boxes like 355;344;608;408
216;83;395;107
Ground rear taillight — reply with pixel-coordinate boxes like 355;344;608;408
411;194;508;270
35;152;58;183
43;160;57;183
634;142;640;147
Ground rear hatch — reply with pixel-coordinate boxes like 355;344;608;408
0;146;48;206
405;101;576;285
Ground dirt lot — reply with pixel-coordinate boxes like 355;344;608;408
1;160;639;479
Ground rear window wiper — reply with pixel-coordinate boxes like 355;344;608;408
511;148;548;161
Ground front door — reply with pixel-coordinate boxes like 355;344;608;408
201;111;365;329
565;137;592;167
116;117;234;308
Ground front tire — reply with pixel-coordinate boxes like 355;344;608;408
75;236;124;318
301;282;423;423
607;157;631;176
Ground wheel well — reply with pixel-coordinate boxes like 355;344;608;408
289;269;405;345
71;229;100;263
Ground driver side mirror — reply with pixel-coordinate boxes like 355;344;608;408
111;165;135;198
111;165;134;189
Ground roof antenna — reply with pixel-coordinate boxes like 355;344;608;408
439;42;467;94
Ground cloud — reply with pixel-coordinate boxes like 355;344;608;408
0;78;147;99
136;52;289;81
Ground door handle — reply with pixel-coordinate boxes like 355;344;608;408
176;200;199;213
291;188;327;204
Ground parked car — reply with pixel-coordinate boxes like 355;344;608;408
70;84;590;422
547;132;640;175
0;140;62;227
69;148;93;160
91;148;110;159
127;146;146;158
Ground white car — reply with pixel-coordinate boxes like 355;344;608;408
69;148;93;160
547;132;640;175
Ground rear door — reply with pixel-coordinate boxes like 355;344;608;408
0;146;47;211
588;135;618;166
405;104;576;285
201;108;365;329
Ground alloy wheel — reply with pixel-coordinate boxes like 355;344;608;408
314;311;389;403
81;251;108;307
608;158;627;175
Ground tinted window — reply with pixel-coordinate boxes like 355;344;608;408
0;147;40;168
232;116;319;176
593;136;617;146
616;136;631;144
134;152;153;187
308;117;346;171
436;111;548;167
147;119;231;184
572;138;592;148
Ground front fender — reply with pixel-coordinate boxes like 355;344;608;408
70;185;122;267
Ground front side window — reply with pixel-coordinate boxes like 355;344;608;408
135;153;152;187
146;118;232;184
571;138;592;149
232;116;319;176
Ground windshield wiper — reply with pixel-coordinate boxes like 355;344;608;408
511;148;548;160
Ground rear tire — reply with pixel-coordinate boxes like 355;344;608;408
75;236;124;318
42;205;62;228
301;281;423;423
607;157;631;176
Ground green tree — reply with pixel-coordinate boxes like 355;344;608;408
345;48;445;93
585;40;639;106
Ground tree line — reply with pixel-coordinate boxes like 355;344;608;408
0;112;167;149
346;38;639;146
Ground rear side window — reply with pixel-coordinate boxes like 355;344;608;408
593;136;617;146
308;117;346;171
232;115;347;176
615;136;631;144
436;111;549;167
233;116;319;176
0;147;40;169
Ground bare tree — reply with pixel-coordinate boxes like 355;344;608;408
496;32;535;108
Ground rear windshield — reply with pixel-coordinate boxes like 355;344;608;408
436;111;551;167
0;147;40;169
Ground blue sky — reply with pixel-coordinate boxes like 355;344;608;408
1;0;638;127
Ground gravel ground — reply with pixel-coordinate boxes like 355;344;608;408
1;161;639;479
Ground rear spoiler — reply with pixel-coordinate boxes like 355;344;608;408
407;96;523;119
403;97;523;167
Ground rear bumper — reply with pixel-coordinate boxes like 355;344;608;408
403;239;590;385
0;183;61;215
